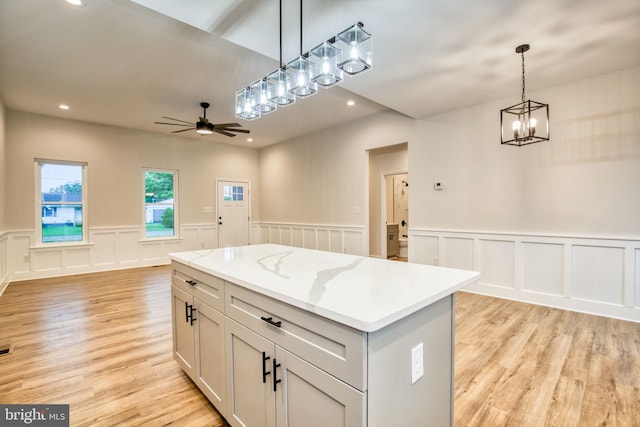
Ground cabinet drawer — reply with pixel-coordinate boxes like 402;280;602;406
225;282;367;391
172;262;224;312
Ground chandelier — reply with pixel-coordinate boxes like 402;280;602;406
500;44;549;146
235;0;372;120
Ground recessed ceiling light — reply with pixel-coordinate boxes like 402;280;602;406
59;104;70;110
65;0;83;6
347;100;355;106
247;138;253;142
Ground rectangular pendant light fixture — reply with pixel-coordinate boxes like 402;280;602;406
500;44;549;146
235;1;371;121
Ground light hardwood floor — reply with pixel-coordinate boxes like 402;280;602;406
1;266;638;426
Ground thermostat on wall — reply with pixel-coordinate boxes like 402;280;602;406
434;181;444;190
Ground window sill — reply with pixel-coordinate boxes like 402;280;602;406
139;237;184;243
30;242;94;250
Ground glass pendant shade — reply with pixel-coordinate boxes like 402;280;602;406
235;87;261;120
310;41;343;88
286;55;317;98
250;78;277;114
335;23;372;75
266;68;296;106
500;100;549;146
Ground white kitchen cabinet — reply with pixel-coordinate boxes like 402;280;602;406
170;244;480;426
171;262;226;415
171;285;196;377
225;318;365;427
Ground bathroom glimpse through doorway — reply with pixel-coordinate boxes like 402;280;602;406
384;172;409;262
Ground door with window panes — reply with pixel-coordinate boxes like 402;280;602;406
217;180;249;247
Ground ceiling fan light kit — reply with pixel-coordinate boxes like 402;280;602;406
235;0;371;121
155;102;250;138
500;44;549;147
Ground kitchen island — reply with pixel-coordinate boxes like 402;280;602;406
170;244;479;427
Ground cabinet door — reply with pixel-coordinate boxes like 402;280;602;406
226;318;276;427
171;285;195;378
275;347;366;427
194;299;226;415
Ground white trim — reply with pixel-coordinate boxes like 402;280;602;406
142;167;179;239
34;159;88;246
409;228;640;323
257;221;366;255
3;223;218;282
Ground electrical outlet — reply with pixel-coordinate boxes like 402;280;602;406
411;343;424;384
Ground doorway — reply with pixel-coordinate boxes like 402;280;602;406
216;179;250;248
384;173;409;261
367;143;408;259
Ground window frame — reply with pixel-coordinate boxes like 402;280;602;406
142;168;179;240
35;159;88;246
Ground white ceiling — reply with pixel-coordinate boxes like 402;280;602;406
1;0;639;148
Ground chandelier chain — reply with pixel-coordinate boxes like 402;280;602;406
521;50;526;103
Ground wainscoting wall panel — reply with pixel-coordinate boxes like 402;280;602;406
5;224;224;282
258;222;365;255
479;239;515;289
442;237;474;271
0;232;8;295
572;245;625;305
410;229;640;322
521;242;563;296
636;249;640;308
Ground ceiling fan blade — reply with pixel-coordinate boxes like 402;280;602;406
223;128;250;134
154;121;192;126
171;128;195;133
214;129;237;137
213;123;242;128
161;116;194;125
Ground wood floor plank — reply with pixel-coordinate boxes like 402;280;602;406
455;291;640;427
1;267;638;426
0;266;225;427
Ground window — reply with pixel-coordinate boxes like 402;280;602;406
36;160;87;244
144;169;177;238
223;185;244;201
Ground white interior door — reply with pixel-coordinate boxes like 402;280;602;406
217;180;250;248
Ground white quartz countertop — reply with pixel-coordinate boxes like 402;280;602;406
170;244;479;332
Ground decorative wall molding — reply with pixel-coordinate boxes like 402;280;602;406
257;222;366;255
4;224;225;282
0;231;8;296
3;222;262;283
409;228;640;322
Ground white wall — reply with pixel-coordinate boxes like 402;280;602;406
4;110;261;279
411;66;640;237
259;66;640;321
408;66;640;321
259;110;416;226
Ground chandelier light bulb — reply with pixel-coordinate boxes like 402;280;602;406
529;117;537;135
322;57;330;74
350;43;359;60
512;120;521;139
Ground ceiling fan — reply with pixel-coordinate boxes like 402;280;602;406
155;102;250;137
